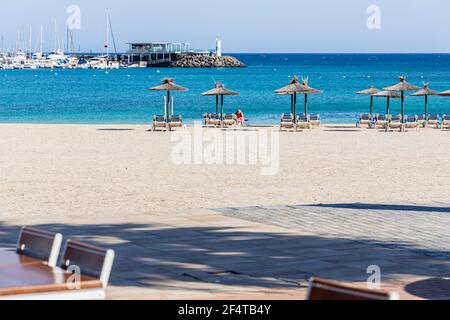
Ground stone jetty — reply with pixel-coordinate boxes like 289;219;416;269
170;55;246;68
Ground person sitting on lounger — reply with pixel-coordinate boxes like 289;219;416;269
235;109;245;126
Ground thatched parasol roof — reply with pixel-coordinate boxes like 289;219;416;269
274;76;310;94
357;86;380;95
384;76;420;92
372;90;402;98
150;78;189;91
202;82;239;96
411;84;439;97
301;78;322;95
438;90;450;97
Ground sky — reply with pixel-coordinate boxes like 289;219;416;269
0;0;449;53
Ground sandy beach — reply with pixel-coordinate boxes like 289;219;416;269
1;123;450;299
1;123;450;221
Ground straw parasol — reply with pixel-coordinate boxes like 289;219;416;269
411;84;439;117
202;82;239;124
275;76;311;122
438;90;450;97
384;76;420;124
300;78;322;116
357;86;380;115
150;78;188;121
372;90;401;115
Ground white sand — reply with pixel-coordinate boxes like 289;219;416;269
1;123;449;223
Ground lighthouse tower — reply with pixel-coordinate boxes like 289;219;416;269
215;37;222;57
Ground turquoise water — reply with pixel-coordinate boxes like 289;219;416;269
1;54;450;124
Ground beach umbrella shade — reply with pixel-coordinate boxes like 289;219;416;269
150;78;188;122
274;76;311;122
300;78;322;116
372;90;401;115
357;86;380;115
384;76;420;123
202;82;239;124
411;84;439;117
438;90;450;97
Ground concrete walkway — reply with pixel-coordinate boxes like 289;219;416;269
0;203;449;300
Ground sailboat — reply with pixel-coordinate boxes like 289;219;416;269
97;10;120;69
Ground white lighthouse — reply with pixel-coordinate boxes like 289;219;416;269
215;37;222;57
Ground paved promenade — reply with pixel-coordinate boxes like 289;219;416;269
0;203;449;300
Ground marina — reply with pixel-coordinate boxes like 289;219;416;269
0;11;232;70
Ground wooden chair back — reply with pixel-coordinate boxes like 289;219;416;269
16;227;62;267
307;278;399;300
60;240;115;289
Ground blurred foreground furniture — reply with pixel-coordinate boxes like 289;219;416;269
307;277;400;300
0;228;115;300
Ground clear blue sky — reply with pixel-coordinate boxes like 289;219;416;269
0;0;449;53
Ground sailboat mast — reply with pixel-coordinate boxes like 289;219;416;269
106;10;110;58
28;25;32;55
16;29;20;52
54;20;57;52
40;26;43;54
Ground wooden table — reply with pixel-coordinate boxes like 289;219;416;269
0;249;102;299
0;250;43;267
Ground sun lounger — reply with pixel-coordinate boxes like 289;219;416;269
168;115;184;131
374;114;389;129
404;115;420;131
356;114;374;128
296;115;311;131
152;115;167;131
223;114;237;127
206;114;221;126
417;115;426;128
386;115;402;131
307;277;399;300
16;227;63;268
280;114;295;131
427;114;440;128
309;114;321;127
203;113;210;125
442;115;450;129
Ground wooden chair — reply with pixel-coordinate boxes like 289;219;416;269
307;277;399;300
16;227;63;268
59;240;115;299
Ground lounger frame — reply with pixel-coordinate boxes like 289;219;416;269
152;116;168;132
168;115;184;131
280;114;295;131
356;114;374;128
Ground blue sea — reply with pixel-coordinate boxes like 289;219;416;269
1;54;450;124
